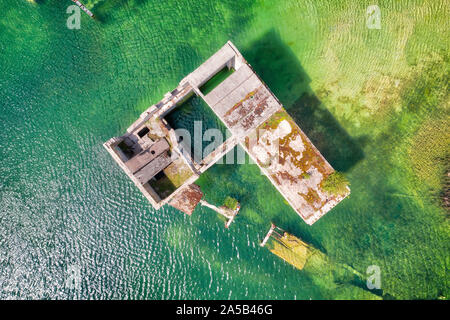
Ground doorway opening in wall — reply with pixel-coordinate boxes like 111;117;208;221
164;94;230;162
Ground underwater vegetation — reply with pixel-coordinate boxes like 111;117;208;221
322;172;349;197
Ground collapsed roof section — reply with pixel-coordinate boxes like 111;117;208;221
104;41;349;225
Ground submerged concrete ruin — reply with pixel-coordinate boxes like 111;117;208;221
104;41;349;225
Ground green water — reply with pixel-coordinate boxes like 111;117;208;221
0;0;448;299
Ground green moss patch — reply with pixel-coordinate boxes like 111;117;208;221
321;172;349;197
200;67;235;95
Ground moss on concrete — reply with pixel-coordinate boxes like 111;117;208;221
223;196;239;210
322;172;349;197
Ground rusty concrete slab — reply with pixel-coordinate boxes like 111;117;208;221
203;64;253;107
221;84;281;137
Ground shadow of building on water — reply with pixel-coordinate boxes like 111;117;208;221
243;29;365;173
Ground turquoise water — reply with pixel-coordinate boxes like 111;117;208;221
1;0;448;299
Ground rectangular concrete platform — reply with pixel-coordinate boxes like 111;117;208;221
104;41;349;225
